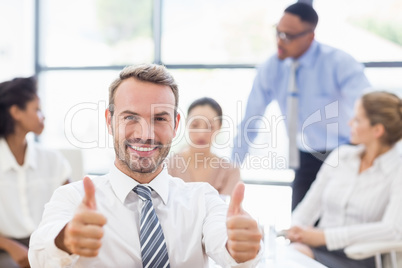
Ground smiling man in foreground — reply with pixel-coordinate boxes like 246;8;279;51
28;64;262;267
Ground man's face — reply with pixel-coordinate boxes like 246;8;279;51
106;78;180;177
276;13;314;60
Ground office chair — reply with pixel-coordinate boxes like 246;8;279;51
345;241;402;268
58;148;85;182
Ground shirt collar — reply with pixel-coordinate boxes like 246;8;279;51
343;144;401;176
109;164;170;205
0;138;37;172
291;40;318;68
374;145;401;176
24;139;37;169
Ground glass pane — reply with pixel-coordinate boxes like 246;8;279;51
0;0;34;80
315;0;402;62
162;0;295;64
38;70;118;174
40;0;153;67
365;68;402;94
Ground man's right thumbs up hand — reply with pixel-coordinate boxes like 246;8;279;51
226;182;262;263
55;177;107;257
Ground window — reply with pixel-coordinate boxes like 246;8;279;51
29;0;402;177
0;0;34;81
40;0;153;67
314;0;402;62
162;0;294;64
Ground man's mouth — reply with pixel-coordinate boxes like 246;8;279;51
127;144;158;152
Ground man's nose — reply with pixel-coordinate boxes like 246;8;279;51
135;119;155;141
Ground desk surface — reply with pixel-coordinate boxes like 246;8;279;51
259;243;328;268
209;242;327;268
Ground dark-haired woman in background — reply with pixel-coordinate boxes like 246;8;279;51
167;97;240;197
287;91;402;268
0;77;71;267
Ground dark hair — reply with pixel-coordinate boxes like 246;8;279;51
187;97;223;125
285;3;319;28
0;76;38;138
109;64;179;117
361;91;402;146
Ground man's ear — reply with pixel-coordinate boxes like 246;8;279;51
105;108;113;135
307;31;315;44
173;113;181;138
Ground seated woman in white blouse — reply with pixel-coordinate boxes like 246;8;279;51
286;91;402;268
0;77;71;268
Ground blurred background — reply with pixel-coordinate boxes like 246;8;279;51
1;0;402;228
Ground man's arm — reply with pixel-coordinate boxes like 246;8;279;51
232;60;275;165
335;51;371;113
28;177;107;267
54;177;106;256
203;183;263;267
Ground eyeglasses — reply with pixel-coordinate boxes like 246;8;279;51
276;28;313;43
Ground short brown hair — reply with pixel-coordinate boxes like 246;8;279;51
108;64;179;116
361;91;402;146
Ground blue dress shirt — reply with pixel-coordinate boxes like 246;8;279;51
232;41;371;163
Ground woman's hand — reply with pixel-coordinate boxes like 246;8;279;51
7;240;30;268
287;226;326;248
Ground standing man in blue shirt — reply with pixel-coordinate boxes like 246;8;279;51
231;3;371;210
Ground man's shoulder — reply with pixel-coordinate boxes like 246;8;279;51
315;41;357;62
168;175;218;195
55;175;110;196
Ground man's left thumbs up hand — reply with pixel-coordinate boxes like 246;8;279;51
226;182;262;263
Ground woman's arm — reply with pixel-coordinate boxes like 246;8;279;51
323;172;402;250
0;236;30;268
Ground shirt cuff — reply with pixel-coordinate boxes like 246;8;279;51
44;238;79;267
222;240;264;268
324;228;349;251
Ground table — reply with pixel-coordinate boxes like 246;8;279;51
258;241;328;268
209;240;327;268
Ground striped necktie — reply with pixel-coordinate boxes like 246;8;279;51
134;185;170;268
286;60;300;169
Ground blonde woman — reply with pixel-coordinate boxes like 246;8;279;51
286;91;402;268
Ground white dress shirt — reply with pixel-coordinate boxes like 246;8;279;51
0;138;71;238
28;164;261;268
292;145;402;250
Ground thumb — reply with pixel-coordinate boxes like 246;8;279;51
82;176;96;210
227;182;245;217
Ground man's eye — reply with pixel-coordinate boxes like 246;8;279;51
124;115;138;121
155;117;167;122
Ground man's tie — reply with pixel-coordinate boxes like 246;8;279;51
286;60;300;169
134;185;170;268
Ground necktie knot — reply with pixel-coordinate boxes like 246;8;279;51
290;60;299;73
134;185;152;201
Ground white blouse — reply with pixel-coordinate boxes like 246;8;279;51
0;138;71;238
292;145;402;250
